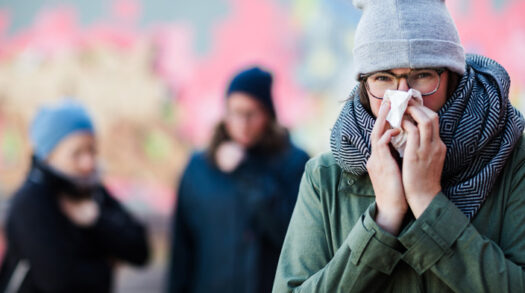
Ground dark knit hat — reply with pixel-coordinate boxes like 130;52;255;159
226;67;276;118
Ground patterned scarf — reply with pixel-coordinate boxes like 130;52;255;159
330;54;525;219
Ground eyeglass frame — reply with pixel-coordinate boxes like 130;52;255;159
358;68;446;100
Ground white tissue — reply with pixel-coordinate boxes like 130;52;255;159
383;89;423;157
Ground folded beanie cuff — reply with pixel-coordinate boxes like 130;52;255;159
353;39;466;78
33;128;94;160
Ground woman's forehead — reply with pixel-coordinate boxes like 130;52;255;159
374;68;444;75
389;68;411;74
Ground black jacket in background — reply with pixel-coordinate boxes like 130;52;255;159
0;162;150;293
167;142;309;293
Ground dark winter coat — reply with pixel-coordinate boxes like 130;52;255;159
168;142;309;293
0;160;149;293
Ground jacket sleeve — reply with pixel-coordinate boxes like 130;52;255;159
167;161;195;293
396;156;525;292
91;188;150;266
249;150;310;248
8;191;112;292
272;161;405;293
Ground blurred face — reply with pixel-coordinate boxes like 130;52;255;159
46;132;97;178
225;92;271;148
367;68;449;117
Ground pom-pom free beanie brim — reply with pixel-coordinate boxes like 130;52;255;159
352;0;466;78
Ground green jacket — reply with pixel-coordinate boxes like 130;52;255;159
273;136;525;293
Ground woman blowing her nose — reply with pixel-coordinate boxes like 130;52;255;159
273;0;525;292
0;100;149;293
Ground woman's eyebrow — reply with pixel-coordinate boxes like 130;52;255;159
377;70;395;75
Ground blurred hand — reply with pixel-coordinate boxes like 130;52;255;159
367;101;407;235
59;197;100;227
402;102;446;218
216;141;246;173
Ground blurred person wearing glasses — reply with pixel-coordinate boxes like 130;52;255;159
273;0;525;292
168;67;309;293
0;100;149;293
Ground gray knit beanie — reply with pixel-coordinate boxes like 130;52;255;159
352;0;466;78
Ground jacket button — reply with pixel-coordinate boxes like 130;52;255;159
347;178;355;185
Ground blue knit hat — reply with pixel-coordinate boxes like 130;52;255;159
226;67;276;118
352;0;466;78
30;100;95;160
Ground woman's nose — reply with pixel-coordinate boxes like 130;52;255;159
79;153;96;175
398;78;410;91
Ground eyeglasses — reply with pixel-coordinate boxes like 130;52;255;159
359;68;445;99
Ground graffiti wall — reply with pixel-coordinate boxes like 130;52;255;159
0;0;523;211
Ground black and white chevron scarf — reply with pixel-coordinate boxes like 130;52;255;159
330;54;525;219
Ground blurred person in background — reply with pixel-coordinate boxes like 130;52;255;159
167;67;309;293
0;100;149;293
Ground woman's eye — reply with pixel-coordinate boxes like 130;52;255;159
373;75;393;82
414;72;432;79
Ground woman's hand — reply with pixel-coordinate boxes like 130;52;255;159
215;141;246;173
59;196;100;227
368;101;408;235
402;102;446;218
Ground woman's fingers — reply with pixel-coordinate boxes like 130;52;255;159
371;101;391;143
374;128;401;160
378;128;401;145
402;118;420;154
419;106;441;139
367;125;407;235
401;104;445;219
405;105;434;145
